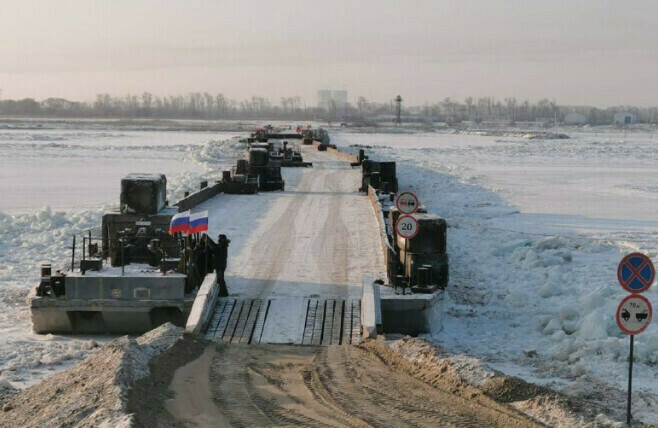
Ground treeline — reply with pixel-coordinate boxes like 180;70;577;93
0;92;656;124
0;92;318;120
354;96;658;125
431;96;658;125
427;97;561;123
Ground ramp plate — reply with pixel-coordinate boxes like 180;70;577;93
204;298;361;346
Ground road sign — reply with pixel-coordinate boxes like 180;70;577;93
396;192;419;215
617;253;655;293
616;294;653;335
616;255;655;425
396;215;419;239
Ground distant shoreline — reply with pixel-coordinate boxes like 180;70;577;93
0;116;655;136
0;117;289;132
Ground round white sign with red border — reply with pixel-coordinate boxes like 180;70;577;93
616;294;652;335
396;192;419;215
396;215;419;239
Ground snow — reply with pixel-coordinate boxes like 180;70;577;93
0;128;241;214
3;120;658;424
197;146;384;301
0;125;246;388
333;126;658;424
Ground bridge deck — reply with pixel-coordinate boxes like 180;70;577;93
197;145;384;344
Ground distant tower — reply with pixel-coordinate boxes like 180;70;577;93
395;95;402;125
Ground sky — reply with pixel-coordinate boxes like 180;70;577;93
0;0;657;107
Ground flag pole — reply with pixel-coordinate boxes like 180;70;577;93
185;234;189;276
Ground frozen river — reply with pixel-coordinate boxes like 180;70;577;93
333;126;658;424
1;122;658;423
0;128;241;213
334;129;658;223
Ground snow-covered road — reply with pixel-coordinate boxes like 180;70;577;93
194;146;386;345
198;145;386;300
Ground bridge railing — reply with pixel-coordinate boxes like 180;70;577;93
361;273;382;339
185;273;219;334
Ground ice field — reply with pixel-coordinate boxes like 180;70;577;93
1;122;658;423
334;127;658;423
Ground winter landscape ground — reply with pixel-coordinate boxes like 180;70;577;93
333;126;658;424
0;120;657;425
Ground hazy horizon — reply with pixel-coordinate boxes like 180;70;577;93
1;0;657;107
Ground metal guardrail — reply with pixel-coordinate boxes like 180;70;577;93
68;228;187;275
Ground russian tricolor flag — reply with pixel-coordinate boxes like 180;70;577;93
188;210;209;234
169;210;190;235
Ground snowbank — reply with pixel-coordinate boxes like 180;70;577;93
0;323;185;427
333;129;658;425
381;336;622;427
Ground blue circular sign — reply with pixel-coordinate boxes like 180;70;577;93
617;252;655;293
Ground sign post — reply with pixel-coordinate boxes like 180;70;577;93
395;191;420;293
396;214;420;294
616;253;654;425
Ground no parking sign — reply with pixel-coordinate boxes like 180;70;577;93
616;252;654;424
617;252;655;293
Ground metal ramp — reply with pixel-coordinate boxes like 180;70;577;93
204;298;361;346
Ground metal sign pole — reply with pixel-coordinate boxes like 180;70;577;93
395;214;419;296
627;334;634;426
402;238;411;296
185;235;189;276
205;237;208;278
71;235;76;272
120;239;124;276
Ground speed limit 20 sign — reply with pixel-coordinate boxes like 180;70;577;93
396;215;419;239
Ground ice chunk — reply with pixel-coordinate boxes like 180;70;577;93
534;236;567;250
578;311;608;340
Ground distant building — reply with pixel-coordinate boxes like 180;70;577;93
332;90;348;108
317;89;348;110
613;112;636;125
317;90;332;110
564;112;588;125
